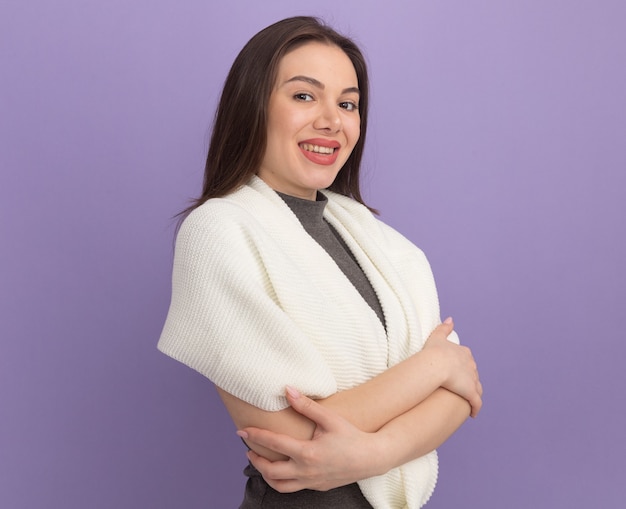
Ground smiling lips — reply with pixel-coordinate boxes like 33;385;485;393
299;139;341;165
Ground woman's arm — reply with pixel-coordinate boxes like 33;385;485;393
239;386;472;492
218;319;482;462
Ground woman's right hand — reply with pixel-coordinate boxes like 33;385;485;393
240;387;385;492
423;318;483;417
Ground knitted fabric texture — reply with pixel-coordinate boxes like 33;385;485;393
158;176;459;509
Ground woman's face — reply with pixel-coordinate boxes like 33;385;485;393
258;42;361;200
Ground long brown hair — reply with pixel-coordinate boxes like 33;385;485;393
180;16;371;218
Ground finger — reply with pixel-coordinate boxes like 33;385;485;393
469;393;483;418
433;318;455;338
247;450;304;491
239;427;304;458
285;386;344;431
246;450;292;479
263;475;306;494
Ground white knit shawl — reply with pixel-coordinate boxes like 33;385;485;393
158;176;458;508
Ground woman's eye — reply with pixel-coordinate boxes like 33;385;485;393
294;93;313;102
340;101;359;112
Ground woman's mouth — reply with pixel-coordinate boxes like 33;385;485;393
299;143;336;155
298;142;340;165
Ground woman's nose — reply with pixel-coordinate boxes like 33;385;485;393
313;102;341;132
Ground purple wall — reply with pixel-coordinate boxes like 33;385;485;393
2;1;625;507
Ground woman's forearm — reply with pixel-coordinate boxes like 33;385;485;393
319;318;481;431
220;321;469;453
217;347;445;461
376;388;471;473
241;386;473;492
317;345;446;432
219;320;483;468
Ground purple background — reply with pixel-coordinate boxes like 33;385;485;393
2;1;625;508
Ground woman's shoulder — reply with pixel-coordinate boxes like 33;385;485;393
176;182;295;254
174;205;255;263
180;189;259;233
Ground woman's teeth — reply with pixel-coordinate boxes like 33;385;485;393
300;143;335;155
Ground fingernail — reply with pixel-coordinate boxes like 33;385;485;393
286;385;301;399
236;430;249;439
444;317;453;324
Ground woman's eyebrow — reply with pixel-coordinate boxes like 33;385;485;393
283;75;360;95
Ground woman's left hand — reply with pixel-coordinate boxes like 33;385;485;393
237;386;385;492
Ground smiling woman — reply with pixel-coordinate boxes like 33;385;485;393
158;16;482;509
258;42;361;199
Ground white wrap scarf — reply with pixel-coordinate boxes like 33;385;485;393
158;176;458;508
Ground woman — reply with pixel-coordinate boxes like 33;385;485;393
158;16;482;508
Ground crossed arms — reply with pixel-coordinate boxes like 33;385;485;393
217;318;483;492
